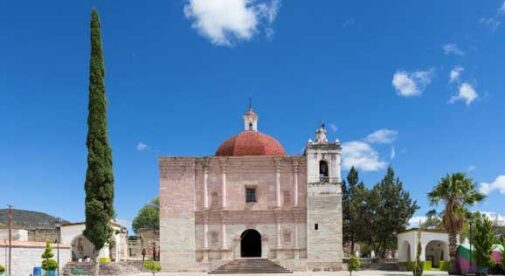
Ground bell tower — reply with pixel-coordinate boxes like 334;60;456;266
305;124;343;270
243;103;258;131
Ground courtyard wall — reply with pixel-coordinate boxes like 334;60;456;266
0;240;71;276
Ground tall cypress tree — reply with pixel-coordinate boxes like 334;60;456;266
83;8;114;273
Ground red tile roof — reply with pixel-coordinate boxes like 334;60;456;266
215;131;285;157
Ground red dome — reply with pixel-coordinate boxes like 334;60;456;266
216;131;285;157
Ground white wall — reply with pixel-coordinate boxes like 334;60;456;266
60;223;127;262
0;229;28;241
0;243;71;276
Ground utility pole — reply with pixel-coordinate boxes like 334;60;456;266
8;204;13;276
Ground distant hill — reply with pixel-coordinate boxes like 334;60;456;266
0;209;69;229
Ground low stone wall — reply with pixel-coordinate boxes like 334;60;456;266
28;228;59;243
0;240;71;276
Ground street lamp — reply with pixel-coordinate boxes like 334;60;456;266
55;218;62;276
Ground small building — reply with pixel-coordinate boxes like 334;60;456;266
60;222;129;262
0;229;71;276
0;227;29;241
397;229;452;268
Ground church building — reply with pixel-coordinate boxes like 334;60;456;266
159;107;344;272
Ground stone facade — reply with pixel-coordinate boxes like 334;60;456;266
128;229;160;259
159;110;343;272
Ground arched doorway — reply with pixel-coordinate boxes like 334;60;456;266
240;229;261;257
425;240;447;268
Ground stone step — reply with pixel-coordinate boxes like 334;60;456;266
63;261;148;275
209;258;292;274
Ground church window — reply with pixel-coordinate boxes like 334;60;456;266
249;122;253;131
209;231;219;247
283;191;291;206
211;192;219;208
246;187;256;203
283;229;291;243
319;160;329;182
314;223;319;230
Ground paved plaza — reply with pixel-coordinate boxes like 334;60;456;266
116;271;449;276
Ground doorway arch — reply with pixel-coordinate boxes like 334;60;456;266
425;240;448;268
240;229;261;257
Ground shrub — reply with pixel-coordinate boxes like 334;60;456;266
399;262;414;271
41;240;58;271
347;256;361;276
439;261;450;271
400;261;434;272
99;257;110;263
42;259;58;273
0;264;5;273
422;261;432;271
144;261;161;276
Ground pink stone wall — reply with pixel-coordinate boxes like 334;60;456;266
194;156;306;212
160;155;310;270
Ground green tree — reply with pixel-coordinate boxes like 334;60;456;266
473;216;495;275
0;263;4;273
144;261;161;276
421;210;443;230
41;240;58;272
428;173;485;274
342;167;370;255
413;228;423;276
459;211;482;244
367;167;419;258
83;8;115;276
347;256;361;276
132;198;160;233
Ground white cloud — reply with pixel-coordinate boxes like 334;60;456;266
480;1;505;31
449;66;464;83
184;0;281;46
365;129;399;144
480;175;505;195
136;142;150;151
409;216;427;227
480;17;501;31
392;70;433;97
341;141;387;172
443;43;465;56
450;82;478;105
500;1;505;13
390;146;396;160
328;123;338;133
342;18;356;28
467;165;477;172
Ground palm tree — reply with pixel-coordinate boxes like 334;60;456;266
427;173;485;274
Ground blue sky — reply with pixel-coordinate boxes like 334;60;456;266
1;0;505;231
